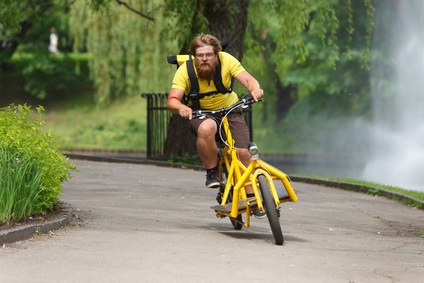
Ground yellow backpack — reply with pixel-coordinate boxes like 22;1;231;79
167;41;232;109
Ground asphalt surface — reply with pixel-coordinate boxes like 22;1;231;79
1;159;423;282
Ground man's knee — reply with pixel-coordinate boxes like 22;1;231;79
198;119;217;137
237;148;250;166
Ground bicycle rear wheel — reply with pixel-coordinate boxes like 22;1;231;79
258;175;284;245
227;192;243;230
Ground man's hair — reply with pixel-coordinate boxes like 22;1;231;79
189;34;222;55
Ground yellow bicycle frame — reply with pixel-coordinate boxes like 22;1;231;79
214;114;298;228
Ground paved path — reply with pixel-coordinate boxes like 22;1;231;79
1;159;423;282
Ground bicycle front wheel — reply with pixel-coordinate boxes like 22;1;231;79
258;175;284;245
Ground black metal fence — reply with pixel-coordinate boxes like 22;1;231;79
141;93;253;159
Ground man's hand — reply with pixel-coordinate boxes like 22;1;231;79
235;70;264;102
179;106;193;120
250;89;264;101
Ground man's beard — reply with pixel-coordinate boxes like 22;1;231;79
195;59;217;81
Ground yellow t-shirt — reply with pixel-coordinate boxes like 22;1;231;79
171;51;245;110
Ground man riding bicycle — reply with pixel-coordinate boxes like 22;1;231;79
166;34;264;198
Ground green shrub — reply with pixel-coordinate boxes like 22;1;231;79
0;104;76;224
0;147;42;222
8;52;92;101
24;55;90;100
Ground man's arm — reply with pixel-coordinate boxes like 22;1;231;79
166;88;193;119
235;70;264;101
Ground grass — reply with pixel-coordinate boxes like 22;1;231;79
42;95;147;151
314;176;424;208
333;177;424;201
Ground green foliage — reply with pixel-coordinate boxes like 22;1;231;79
242;0;374;152
0;104;76;223
0;147;43;223
69;0;177;106
0;0;52;32
2;0;377;161
44;95;147;150
87;0;112;12
247;0;374;68
0;0;61;67
3;53;92;102
163;0;203;48
3;0;375;106
17;53;92;100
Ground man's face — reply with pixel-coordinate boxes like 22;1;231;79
194;45;218;81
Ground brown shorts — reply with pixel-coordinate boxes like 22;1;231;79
189;107;250;149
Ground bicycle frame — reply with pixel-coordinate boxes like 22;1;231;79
214;107;298;228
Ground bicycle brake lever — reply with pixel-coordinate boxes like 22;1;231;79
192;111;206;120
242;97;257;107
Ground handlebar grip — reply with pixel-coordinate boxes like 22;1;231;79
190;96;258;119
243;95;257;105
191;111;206;120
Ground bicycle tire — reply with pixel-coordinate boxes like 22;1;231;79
258;175;284;245
230;214;243;230
219;159;243;230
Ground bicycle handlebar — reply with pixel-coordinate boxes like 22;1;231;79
191;95;257;120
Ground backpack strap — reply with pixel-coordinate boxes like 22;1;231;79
184;55;232;110
213;56;232;95
186;55;200;110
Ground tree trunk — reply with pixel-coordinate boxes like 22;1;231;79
163;115;196;157
163;0;249;160
0;21;32;70
205;0;249;60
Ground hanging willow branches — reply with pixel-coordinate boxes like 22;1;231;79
69;0;177;105
67;0;374;105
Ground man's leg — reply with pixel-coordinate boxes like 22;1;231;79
196;119;218;169
196;119;220;188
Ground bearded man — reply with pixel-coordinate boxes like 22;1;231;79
166;34;264;198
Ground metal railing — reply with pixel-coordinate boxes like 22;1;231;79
141;93;171;159
141;93;252;159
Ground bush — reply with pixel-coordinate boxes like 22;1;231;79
0;104;76;224
7;52;93;101
0;147;42;222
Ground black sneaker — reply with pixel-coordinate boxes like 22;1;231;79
251;208;266;219
205;171;220;188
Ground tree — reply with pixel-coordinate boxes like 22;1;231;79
0;0;56;69
162;0;249;158
68;0;179;105
162;0;374;158
1;0;375;157
68;0;374;158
